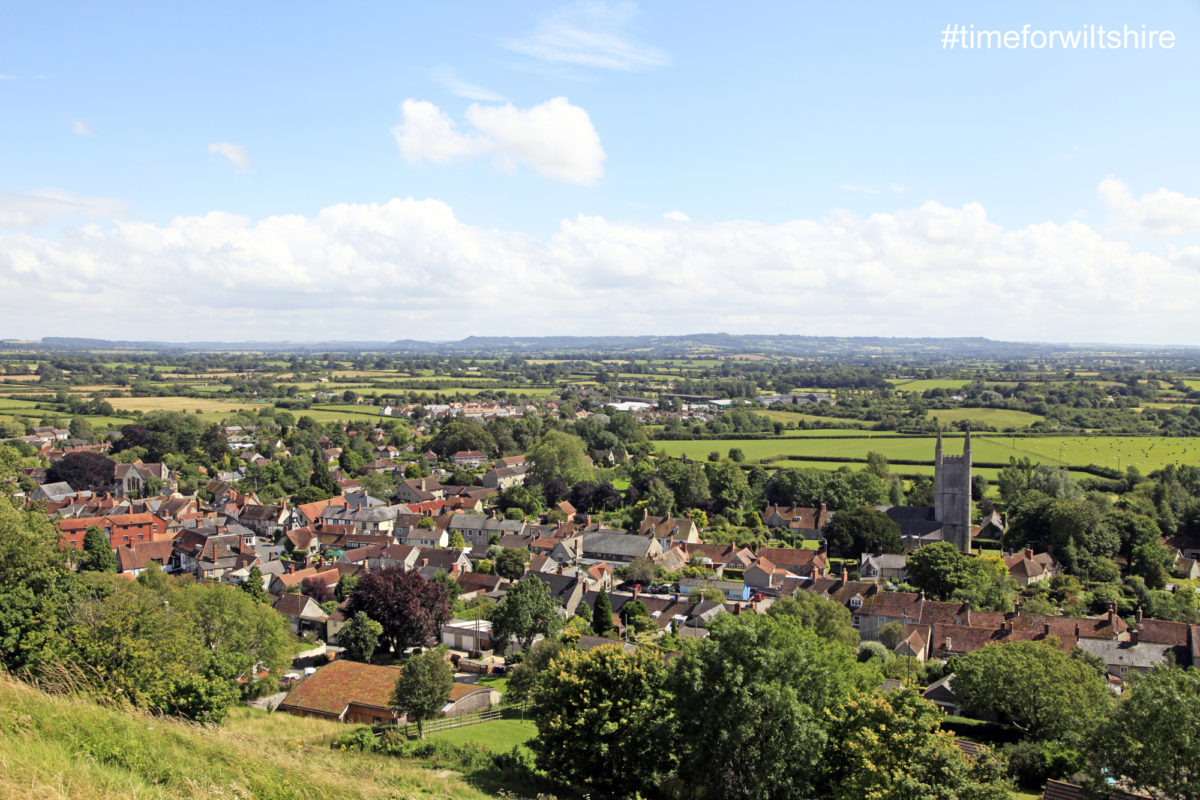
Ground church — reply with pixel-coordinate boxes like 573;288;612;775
872;430;973;554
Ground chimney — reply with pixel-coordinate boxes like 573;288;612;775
643;508;649;520
1014;601;1021;617
633;584;640;600
1043;622;1051;636
1136;606;1143;623
840;569;848;587
1024;548;1034;560
963;600;971;626
943;636;952;651
734;603;741;615
1108;602;1116;626
1130;629;1139;645
1074;622;1081;637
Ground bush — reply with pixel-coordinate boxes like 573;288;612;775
856;641;890;663
1005;740;1084;789
333;727;380;753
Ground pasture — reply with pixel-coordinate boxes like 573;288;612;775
887;379;971;392
925;408;1044;429
655;434;1200;473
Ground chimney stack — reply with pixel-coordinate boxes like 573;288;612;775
840;569;848;587
1136;606;1144;623
1024;548;1034;559
1130;629;1139;645
1043;622;1051;636
1014;600;1022;617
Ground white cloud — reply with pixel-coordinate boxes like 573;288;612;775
1100;177;1200;237
71;120;93;137
504;1;667;71
0;188;123;227
4;183;1200;344
662;210;690;222
393;97;605;186
430;67;506;102
208;141;255;173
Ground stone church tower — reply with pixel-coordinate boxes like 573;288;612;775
934;430;972;553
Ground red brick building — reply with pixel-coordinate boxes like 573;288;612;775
57;513;168;550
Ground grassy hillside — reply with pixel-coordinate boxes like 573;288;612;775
0;675;494;800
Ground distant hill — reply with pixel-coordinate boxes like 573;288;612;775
0;674;492;800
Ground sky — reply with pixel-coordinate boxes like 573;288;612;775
2;0;1200;344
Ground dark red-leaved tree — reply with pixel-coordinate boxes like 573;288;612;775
344;566;450;656
45;451;116;494
300;576;334;604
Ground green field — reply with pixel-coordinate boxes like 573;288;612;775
888;379;971;392
428;718;536;753
657;434;1200;472
925;408;1044;429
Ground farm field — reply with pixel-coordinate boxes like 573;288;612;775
888;379;971;392
755;409;864;427
655;434;1200;472
924;408;1045;428
108;396;266;414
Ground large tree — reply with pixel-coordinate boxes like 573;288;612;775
952;639;1110;741
45;451;116;494
493;547;529;581
667;613;877;800
526;430;593;487
1087;663;1200;800
821;506;902;559
820;688;1012;800
339;611;383;664
530;645;674;797
766;592;859;649
78;525;117;573
345;566;451;655
490;576;560;654
391;648;453;738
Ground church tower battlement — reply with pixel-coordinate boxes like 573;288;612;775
934;430;972;553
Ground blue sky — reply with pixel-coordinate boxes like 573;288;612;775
3;1;1200;343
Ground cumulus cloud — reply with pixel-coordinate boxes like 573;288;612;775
3;185;1200;343
393;97;605;185
1100;177;1200;237
662;210;690;222
504;1;667;70
71;120;93;137
208;141;255;173
0;188;123;227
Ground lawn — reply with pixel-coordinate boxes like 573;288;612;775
427;718;536;753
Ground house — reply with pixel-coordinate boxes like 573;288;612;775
289;496;348;529
922;673;960;715
446;513;528;549
744;557;796;591
395;478;446;504
756;547;828;578
404;524;449;549
1073;633;1179;679
762;504;830;532
413;547;472;577
173;530;249;579
449;450;486;468
860;553;909;582
115;540;176;576
57;512;169;550
1004;549;1059;587
238;504;288;537
638;511;701;543
580;531;663;563
272;593;329;636
678;542;756;576
480;464;529;490
269;566;340;596
113;461;173;497
29;481;78;503
1040;779;1151;800
678;577;752;602
532;573;587;616
367;544;421;571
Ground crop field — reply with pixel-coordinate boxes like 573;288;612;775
888;379;971;392
655;434;1200;472
754;409;863;427
108;396;266;414
924;408;1045;428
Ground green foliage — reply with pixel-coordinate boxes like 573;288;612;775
667;613;877;800
821;506;903;559
1087;663;1200;800
78;526;117;573
527;430;593;487
766;592;860;649
341;611;384;663
822;688;1013;800
506;636;566;706
490;576;560;655
952;639;1110;741
493;547;529;581
391;649;453;738
240;565;269;602
591;589;614;636
530;645;673;797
